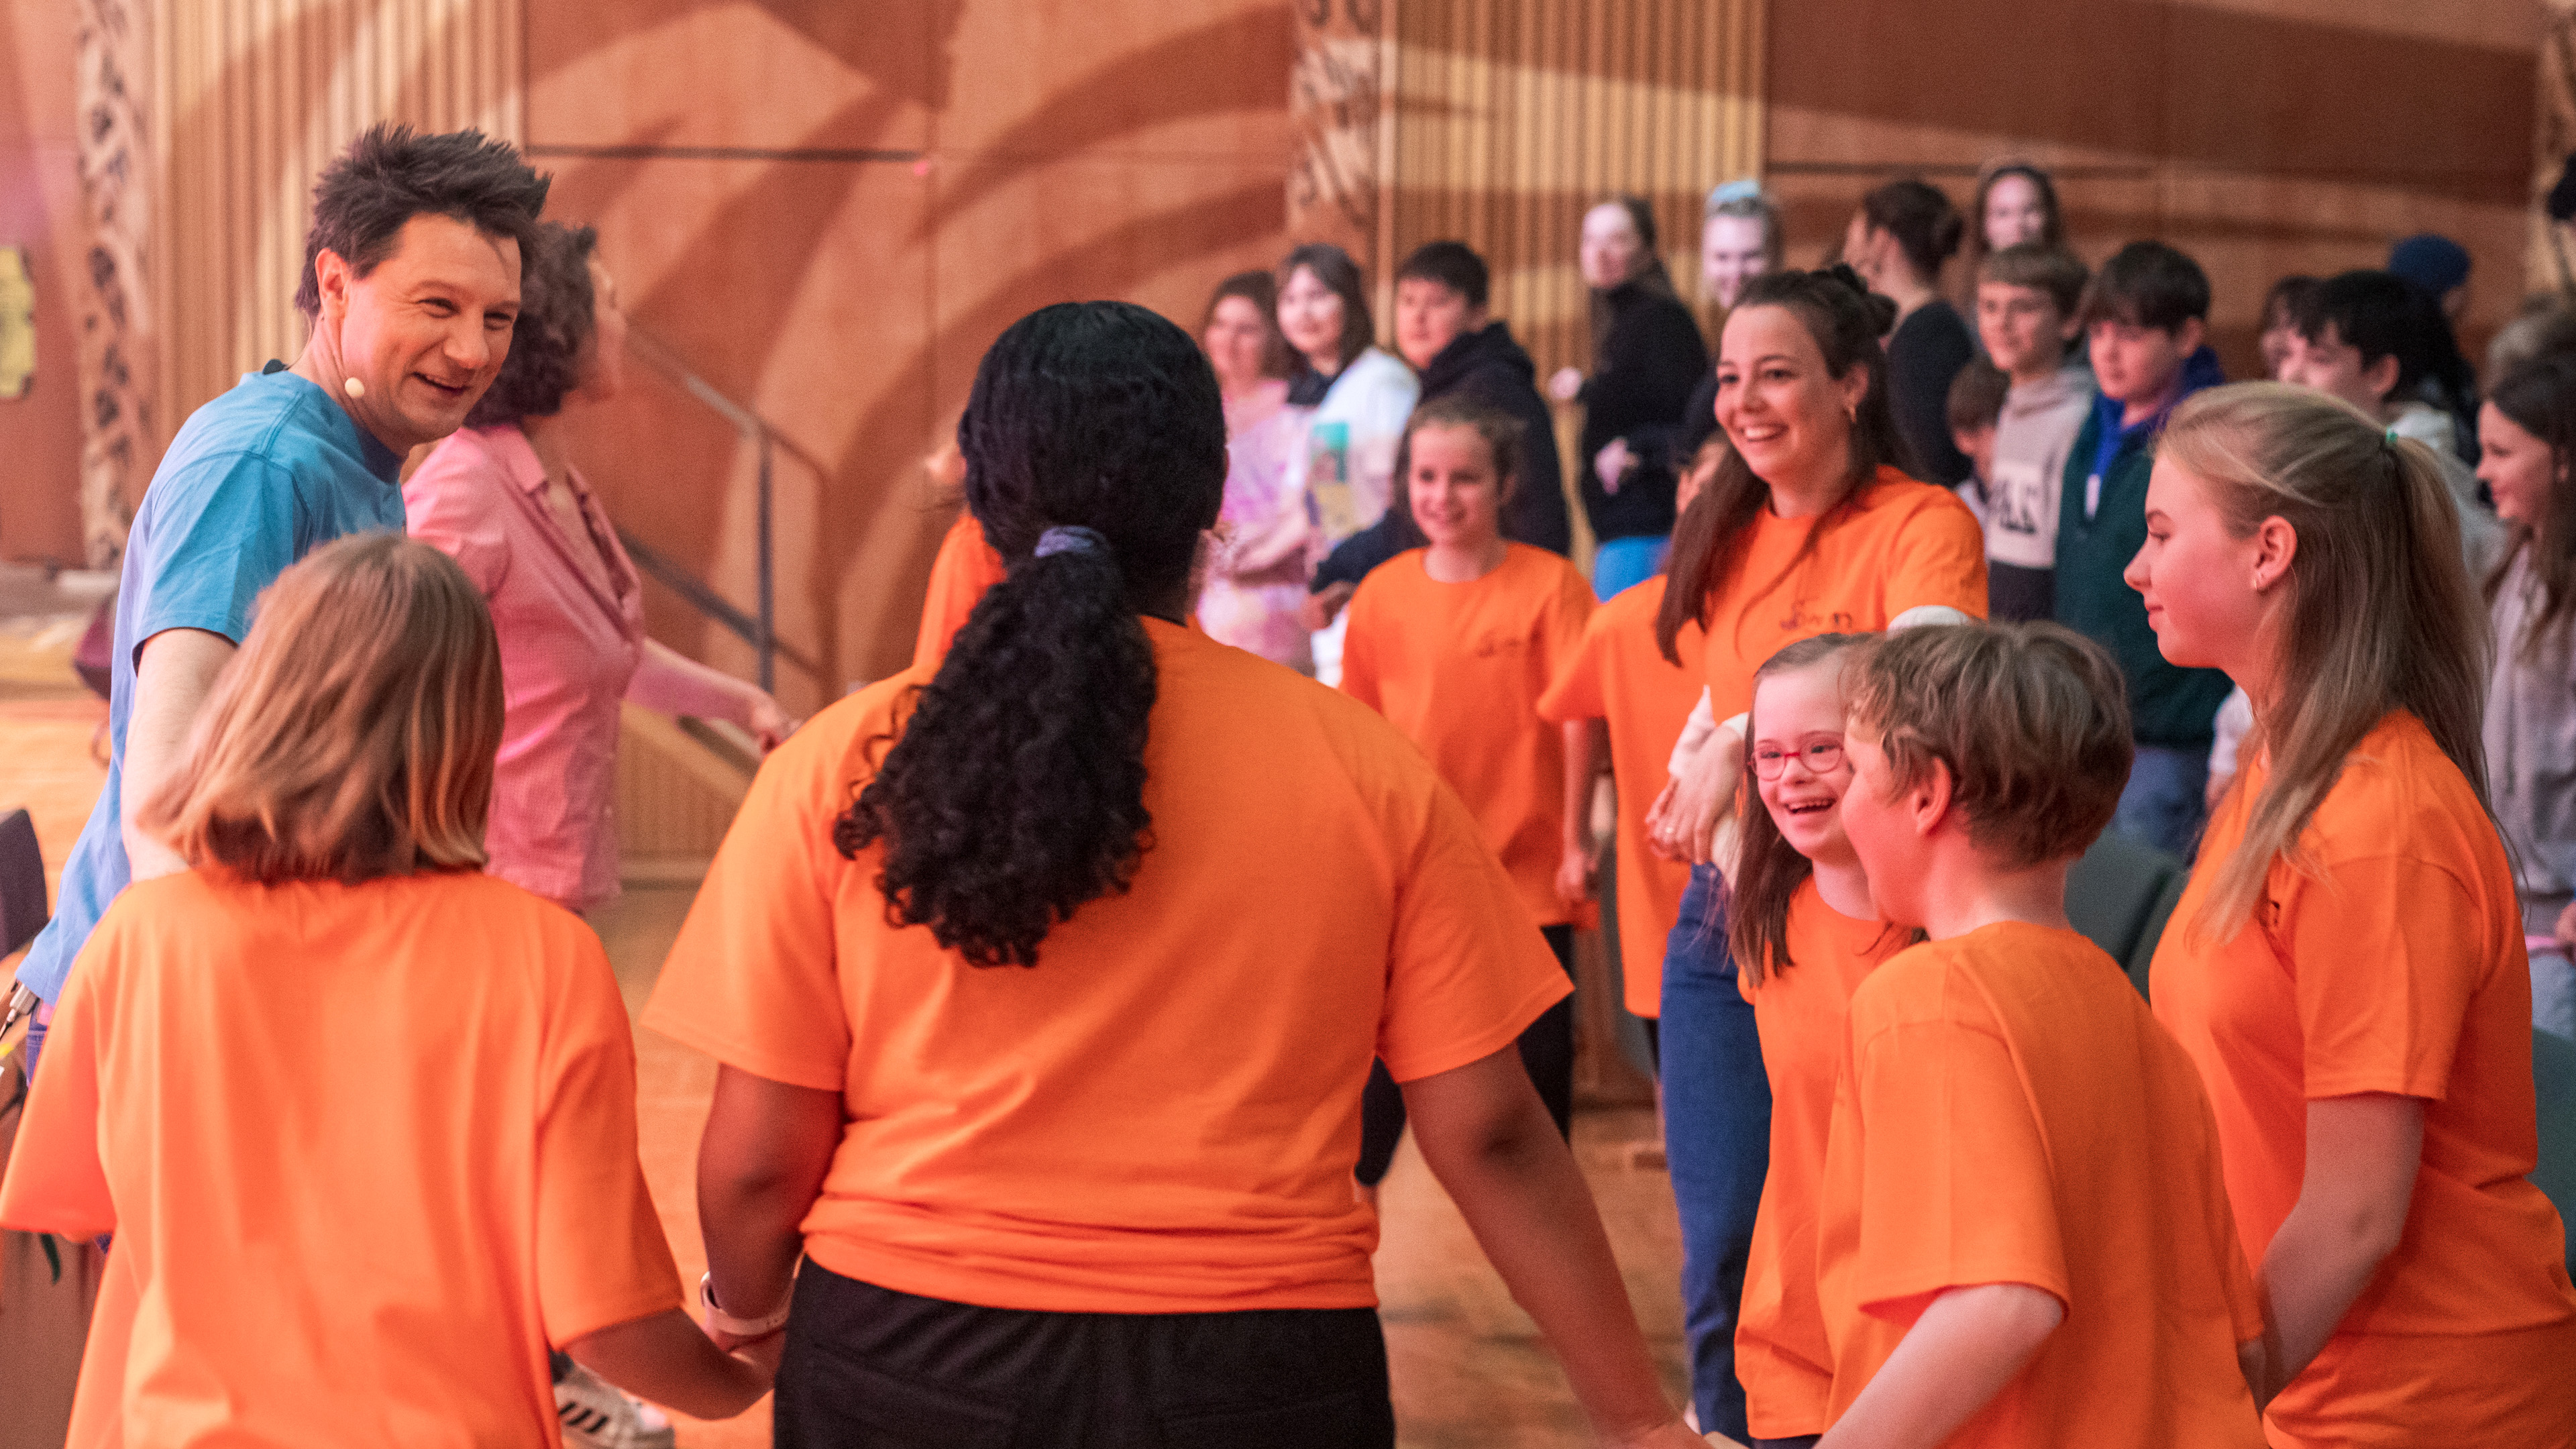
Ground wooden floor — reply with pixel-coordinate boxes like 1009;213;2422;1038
0;614;1693;1446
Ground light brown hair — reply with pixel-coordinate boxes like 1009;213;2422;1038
1978;242;2088;320
141;533;504;883
1844;621;2133;869
2157;382;2488;939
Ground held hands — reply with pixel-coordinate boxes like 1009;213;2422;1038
1549;366;1587;404
1645;724;1743;864
745;694;796;753
1556;837;1596;914
1595;439;1635;495
2553;900;2576;954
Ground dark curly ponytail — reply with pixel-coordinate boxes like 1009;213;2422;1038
835;302;1227;966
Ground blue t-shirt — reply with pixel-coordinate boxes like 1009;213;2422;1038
19;368;405;1000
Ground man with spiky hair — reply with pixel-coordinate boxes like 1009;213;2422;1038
23;123;543;1003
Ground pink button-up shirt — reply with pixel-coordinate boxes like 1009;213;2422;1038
405;425;643;910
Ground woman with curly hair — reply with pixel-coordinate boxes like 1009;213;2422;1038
405;220;790;915
648;301;1704;1449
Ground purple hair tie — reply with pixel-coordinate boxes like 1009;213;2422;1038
1034;525;1109;559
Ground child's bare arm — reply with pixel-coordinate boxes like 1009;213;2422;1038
697;1065;842;1341
1556;720;1599;910
1816;1283;2063;1449
565;1307;778;1420
1405;1048;1700;1448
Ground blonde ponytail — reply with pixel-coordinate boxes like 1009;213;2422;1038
2159;383;2489;940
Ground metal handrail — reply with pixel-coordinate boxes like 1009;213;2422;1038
619;323;806;692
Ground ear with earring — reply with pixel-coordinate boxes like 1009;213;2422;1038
343;377;365;400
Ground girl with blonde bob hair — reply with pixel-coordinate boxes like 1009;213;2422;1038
2128;382;2576;1446
0;534;783;1442
141;531;503;879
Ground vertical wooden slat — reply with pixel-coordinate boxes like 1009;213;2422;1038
1377;0;1764;380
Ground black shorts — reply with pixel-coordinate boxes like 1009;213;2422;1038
774;1260;1396;1449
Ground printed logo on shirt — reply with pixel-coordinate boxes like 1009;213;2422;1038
1470;632;1530;659
1307;421;1360;543
1984;458;2058;571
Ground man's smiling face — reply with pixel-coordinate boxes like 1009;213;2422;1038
326;212;521;451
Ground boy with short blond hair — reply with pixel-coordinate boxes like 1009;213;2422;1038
1973;245;2093;623
1803;621;2264;1449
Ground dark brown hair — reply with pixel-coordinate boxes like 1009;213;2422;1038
1403;393;1524;492
1202;269;1293;382
1946;358;2010;434
1958;162;2065;305
1843;621;2133;869
296;124;548;319
2487;352;2576;660
142;534;503;882
1860;178;1965;284
465;221;599;427
1655;266;1907;664
1278;243;1374;374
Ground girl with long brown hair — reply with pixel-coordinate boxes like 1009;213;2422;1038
0;534;778;1443
2135;382;2576;1445
2477;352;2576;1040
1639;264;1985;1441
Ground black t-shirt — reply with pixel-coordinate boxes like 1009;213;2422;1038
1886;299;1976;487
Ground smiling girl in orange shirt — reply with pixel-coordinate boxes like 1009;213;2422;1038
1341;395;1597;1185
1725;634;1911;1449
2134;383;2576;1445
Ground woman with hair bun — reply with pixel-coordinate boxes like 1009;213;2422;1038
2139;382;2576;1445
1844;179;1975;489
1642;264;1988;1441
651;301;1704;1449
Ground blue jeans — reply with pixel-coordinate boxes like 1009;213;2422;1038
1661;864;1768;1441
2112;744;2210;861
1592;535;1670;601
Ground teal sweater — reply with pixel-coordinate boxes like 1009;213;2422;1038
2052;366;2234;749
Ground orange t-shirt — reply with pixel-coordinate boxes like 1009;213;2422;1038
1701;468;1987;720
0;870;680;1449
643;619;1569;1314
1537;574;1703;1016
2151;711;2576;1442
1341;544;1597;928
1818;923;2264;1448
1735;881;1908;1439
911;509;1009;671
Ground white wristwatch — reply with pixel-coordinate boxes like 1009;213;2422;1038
698;1272;792;1339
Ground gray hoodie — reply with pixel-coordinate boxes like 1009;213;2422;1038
1982;364;2094;621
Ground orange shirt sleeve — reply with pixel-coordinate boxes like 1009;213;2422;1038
1882;494;1991;621
2284;855;2485;1100
1338;573;1387;711
1535;562;1597;699
535;928;686;1346
1840;1014;2072;1324
1536;608;1610;723
0;946;115;1238
643;704;863;1093
1377;775;1572;1083
912;513;1009;672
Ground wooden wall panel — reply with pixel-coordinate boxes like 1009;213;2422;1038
1766;1;2540;376
156;0;523;419
1383;0;1764;377
529;1;1293;704
0;3;89;567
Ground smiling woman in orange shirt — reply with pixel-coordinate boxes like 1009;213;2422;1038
649;303;1706;1449
2135;384;2576;1446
